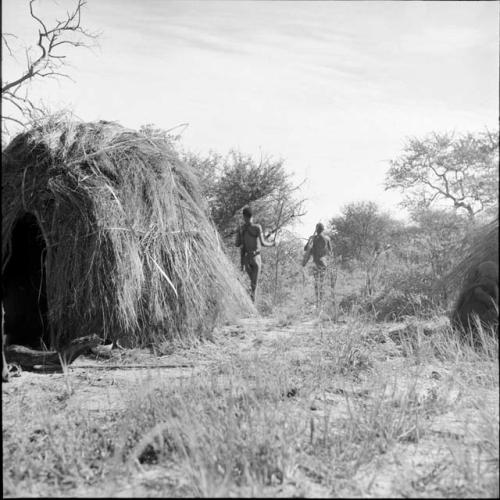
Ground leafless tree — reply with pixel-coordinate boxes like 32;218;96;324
385;131;499;220
2;0;98;139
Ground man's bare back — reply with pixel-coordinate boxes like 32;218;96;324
235;206;275;302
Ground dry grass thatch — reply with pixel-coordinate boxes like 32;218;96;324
446;216;498;335
447;217;499;293
2;115;254;348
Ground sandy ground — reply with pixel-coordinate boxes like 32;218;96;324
2;315;499;497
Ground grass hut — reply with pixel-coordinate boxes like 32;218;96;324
448;217;499;293
447;217;498;334
2;116;254;349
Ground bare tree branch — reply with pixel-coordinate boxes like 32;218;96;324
2;116;25;126
1;33;19;58
385;131;498;219
2;0;99;138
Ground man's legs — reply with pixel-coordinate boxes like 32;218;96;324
245;255;261;302
313;267;319;308
313;266;326;309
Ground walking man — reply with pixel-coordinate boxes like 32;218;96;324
302;222;332;308
235;206;275;302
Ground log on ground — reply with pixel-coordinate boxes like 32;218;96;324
4;335;102;370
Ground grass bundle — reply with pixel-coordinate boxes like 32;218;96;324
446;217;498;293
2;114;254;348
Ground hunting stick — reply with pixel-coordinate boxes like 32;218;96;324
272;201;285;302
273;200;285;243
300;232;316;306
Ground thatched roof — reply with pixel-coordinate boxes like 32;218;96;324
2;116;254;348
446;217;498;293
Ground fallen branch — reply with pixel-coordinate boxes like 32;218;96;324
69;363;196;370
31;363;196;372
4;334;101;370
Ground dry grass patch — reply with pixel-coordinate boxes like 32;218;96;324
2;314;498;497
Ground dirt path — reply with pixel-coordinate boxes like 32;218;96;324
3;317;306;407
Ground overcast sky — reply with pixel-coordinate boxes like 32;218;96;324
3;0;499;237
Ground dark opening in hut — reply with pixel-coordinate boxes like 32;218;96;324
2;213;49;348
2;116;254;349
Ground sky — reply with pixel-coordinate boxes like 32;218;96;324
3;0;499;237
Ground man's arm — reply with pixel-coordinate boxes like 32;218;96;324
257;225;275;247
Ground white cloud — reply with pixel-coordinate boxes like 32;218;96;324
3;0;498;237
400;25;495;54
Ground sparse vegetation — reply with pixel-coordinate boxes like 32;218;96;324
3;314;498;497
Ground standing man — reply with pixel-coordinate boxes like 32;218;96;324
302;222;333;308
236;206;275;302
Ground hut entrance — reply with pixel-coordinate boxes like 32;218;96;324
2;213;49;348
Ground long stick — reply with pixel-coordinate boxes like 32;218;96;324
273;200;285;302
273;200;285;243
32;363;197;372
